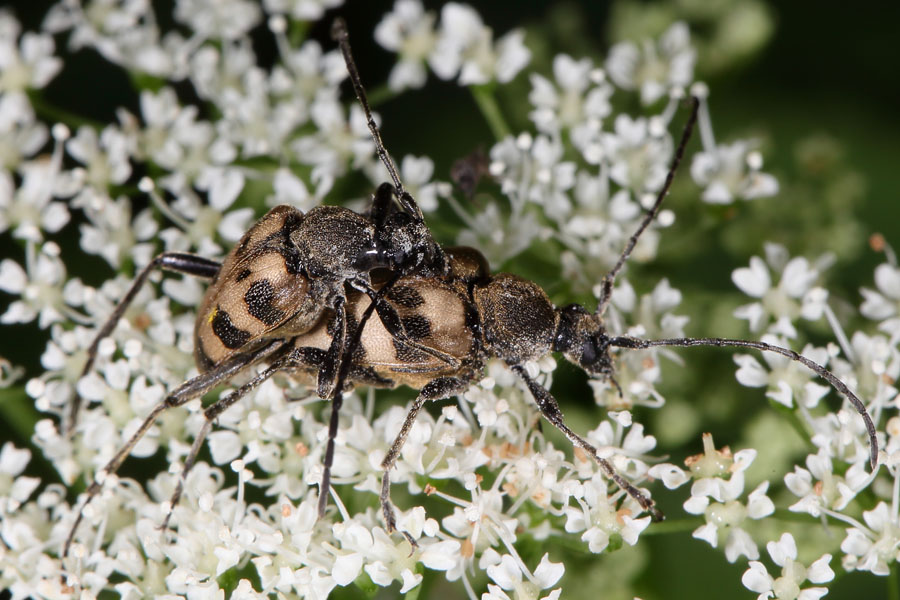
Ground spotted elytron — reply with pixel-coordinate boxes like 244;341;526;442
63;17;879;560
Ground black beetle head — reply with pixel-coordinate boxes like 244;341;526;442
554;304;614;378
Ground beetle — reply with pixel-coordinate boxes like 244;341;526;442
280;97;879;536
62;17;879;559
62;17;453;558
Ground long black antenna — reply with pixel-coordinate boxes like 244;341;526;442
331;19;408;196
609;335;879;469
596;97;700;317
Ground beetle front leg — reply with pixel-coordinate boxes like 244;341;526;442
314;296;347;400
162;349;301;530
511;365;663;521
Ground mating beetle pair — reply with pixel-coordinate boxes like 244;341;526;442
62;18;878;561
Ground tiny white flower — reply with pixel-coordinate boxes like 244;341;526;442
528;53;612;135
0;12;62;93
430;3;530;86
731;244;826;333
606;22;695;105
691;139;778;204
375;0;438;91
743;533;834;600
262;0;343;21
840;502;900;576
174;0;262;41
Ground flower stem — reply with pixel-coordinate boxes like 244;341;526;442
470;84;511;141
889;564;899;600
0;387;40;443
641;517;702;535
365;84;396;109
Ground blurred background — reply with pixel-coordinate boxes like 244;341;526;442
2;0;899;598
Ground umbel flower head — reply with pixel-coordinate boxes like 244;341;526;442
0;1;893;599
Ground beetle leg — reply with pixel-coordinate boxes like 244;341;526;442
370;181;396;231
161;348;300;530
315;296;347;400
317;387;345;519
63;338;286;560
68;252;222;434
511;365;664;522
317;276;398;519
350;281;460;369
380;376;473;546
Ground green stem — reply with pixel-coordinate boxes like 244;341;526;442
0;386;41;443
365;84;397;109
470;84;511;141
404;564;425;600
0;386;63;485
642;517;702;535
889;563;899;600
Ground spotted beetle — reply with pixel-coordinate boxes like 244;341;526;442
63;17;453;558
281;97;879;537
63;17;879;559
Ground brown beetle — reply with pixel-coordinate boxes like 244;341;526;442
279;97;878;536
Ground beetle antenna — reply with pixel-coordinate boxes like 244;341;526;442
596;96;699;317
332;18;407;197
608;334;880;470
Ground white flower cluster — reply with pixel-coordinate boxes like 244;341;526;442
0;0;892;599
727;239;900;586
375;1;531;91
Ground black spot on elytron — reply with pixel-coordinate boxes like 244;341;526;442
401;315;431;340
392;338;429;364
386;285;425;308
212;306;252;349
244;279;286;326
236;268;252;281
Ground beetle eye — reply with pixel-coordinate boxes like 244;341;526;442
581;337;597;367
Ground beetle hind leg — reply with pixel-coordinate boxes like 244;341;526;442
380;376;473;545
68;252;221;434
62;339;285;561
